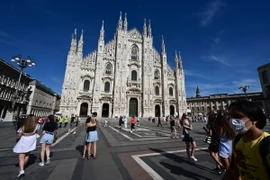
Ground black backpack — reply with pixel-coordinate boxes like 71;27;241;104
231;133;270;178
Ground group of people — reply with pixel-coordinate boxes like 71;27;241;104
13;114;58;178
200;100;270;180
11;100;270;180
165;99;270;180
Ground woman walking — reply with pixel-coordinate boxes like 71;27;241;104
39;115;58;166
13;115;39;178
180;113;197;163
216;113;235;170
85;112;98;159
206;113;224;174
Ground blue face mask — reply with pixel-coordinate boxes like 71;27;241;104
229;118;251;134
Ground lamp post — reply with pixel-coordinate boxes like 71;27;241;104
239;85;250;100
7;55;36;121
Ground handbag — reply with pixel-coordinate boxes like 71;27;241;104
203;135;212;144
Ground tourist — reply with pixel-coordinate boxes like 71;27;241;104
130;116;136;132
123;116;128;129
216;113;235;170
206;113;224;174
82;116;92;159
85;112;98;159
170;115;177;138
67;114;76;134
104;118;108;127
13;115;39;178
222;100;270;180
39;115;58;166
157;116;162;127
180;113;197;163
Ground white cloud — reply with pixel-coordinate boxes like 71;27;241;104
202;55;230;66
184;69;212;80
50;77;61;84
0;31;9;38
211;30;223;47
199;0;225;27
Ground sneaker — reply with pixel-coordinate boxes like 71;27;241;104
17;170;25;178
190;156;198;162
73;132;76;134
213;167;222;174
46;158;50;165
39;162;44;166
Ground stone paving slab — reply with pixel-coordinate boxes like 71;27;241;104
141;149;221;180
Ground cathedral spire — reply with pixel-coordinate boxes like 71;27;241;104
161;35;166;53
143;18;147;36
99;20;105;41
69;28;77;54
178;51;183;69
118;11;123;31
124;13;128;31
196;86;201;97
77;29;84;56
148;20;152;37
174;50;179;68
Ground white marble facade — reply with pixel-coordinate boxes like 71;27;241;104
60;12;187;118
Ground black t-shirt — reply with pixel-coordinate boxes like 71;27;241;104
70;117;75;124
170;119;175;127
43;122;58;132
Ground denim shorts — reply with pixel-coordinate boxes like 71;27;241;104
40;133;54;145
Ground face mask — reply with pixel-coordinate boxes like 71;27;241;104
229;118;251;134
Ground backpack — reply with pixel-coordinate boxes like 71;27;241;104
231;133;270;178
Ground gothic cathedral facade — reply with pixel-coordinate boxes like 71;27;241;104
60;13;187;118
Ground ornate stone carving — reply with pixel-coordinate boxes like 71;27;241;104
128;28;142;39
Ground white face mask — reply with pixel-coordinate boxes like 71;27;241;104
229;118;251;134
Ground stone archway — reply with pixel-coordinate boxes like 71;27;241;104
155;105;161;117
129;98;138;117
102;103;109;117
80;103;88;117
170;105;175;116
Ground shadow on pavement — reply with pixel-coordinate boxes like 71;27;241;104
149;148;217;179
75;145;84;156
14;154;38;170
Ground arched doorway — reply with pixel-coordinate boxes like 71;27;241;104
170;105;175;116
129;98;138;117
80;103;88;117
102;103;109;117
155;105;161;117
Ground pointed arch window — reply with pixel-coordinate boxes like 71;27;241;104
104;82;110;92
155;86;159;96
154;69;160;80
83;80;90;91
131;45;139;60
131;70;137;81
169;87;173;96
105;63;113;75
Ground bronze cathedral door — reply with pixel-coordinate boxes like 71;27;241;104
129;98;138;117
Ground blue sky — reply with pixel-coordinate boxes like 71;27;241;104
0;0;269;97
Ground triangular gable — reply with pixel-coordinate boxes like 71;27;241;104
128;28;142;38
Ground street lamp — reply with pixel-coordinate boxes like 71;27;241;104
239;85;250;100
10;55;36;119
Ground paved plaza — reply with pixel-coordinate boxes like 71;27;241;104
1;119;269;180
